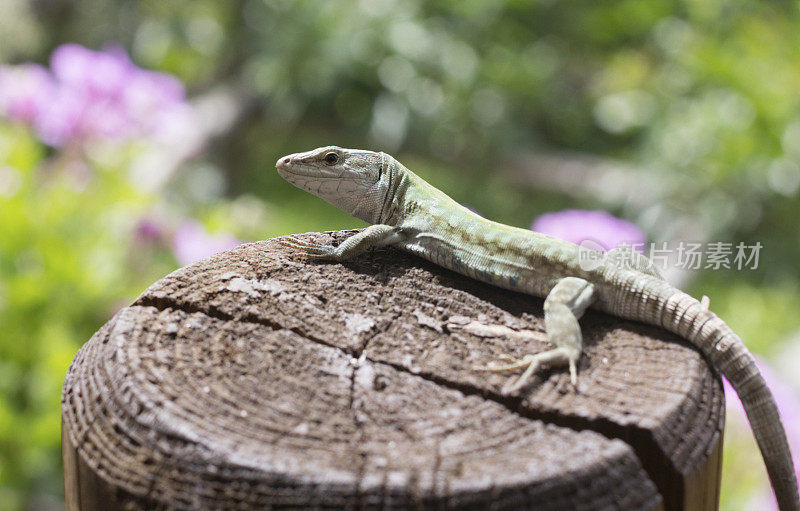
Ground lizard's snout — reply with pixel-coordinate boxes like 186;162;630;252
276;155;294;178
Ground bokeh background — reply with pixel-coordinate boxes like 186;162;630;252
1;1;799;509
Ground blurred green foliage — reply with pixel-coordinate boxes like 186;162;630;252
1;0;800;509
0;125;156;508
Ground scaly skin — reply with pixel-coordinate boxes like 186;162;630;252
276;146;799;510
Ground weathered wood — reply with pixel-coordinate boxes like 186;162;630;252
62;229;725;510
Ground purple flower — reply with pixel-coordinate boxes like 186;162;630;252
531;209;646;252
34;85;85;147
0;64;55;124
135;217;166;245
171;220;240;266
0;43;191;148
50;44;131;100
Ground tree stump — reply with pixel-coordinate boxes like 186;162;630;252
62;230;725;511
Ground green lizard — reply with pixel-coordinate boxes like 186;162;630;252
276;146;799;510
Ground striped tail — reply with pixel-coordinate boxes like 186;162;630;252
663;291;799;511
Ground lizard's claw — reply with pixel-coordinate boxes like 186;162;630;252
474;354;541;394
275;235;318;250
276;236;338;260
302;244;337;259
497;354;519;364
476;348;580;395
474;354;529;372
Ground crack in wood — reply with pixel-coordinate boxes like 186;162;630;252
134;294;684;507
97;232;721;510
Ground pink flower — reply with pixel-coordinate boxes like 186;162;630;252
50;44;132;100
0;43;191;148
135;217;166;245
171;221;240;266
531;209;646;252
33;85;85;147
0;64;55;124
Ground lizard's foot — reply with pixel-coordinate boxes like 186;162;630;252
275;225;404;262
475;353;531;372
476;347;579;395
275;236;338;260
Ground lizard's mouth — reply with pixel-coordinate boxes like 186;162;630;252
276;157;342;180
281;168;340;179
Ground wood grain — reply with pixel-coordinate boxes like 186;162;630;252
62;230;725;510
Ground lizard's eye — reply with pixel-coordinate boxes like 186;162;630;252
323;152;339;165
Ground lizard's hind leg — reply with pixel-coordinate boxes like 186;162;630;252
479;277;595;395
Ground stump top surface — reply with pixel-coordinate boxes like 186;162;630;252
62;230;724;510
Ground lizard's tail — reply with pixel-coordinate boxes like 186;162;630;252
663;291;799;511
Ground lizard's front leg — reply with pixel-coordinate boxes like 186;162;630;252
279;224;406;261
479;277;595;394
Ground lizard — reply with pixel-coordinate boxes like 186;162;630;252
275;145;799;510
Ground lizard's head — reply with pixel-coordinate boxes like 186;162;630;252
276;146;391;223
